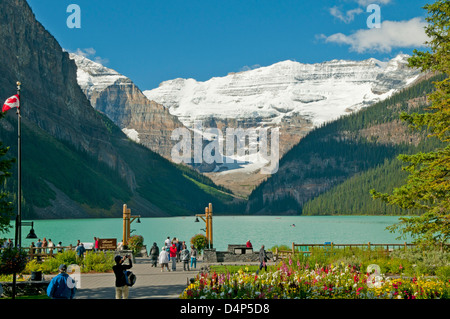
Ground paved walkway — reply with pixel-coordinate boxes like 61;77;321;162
73;257;202;299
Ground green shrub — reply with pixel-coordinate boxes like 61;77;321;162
190;234;208;254
22;250;114;275
436;266;450;282
0;247;28;275
82;251;114;273
128;235;144;255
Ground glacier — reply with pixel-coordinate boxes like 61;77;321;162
143;54;421;128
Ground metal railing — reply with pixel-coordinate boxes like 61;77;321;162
273;242;449;261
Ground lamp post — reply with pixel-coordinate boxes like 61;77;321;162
195;203;213;249
11;221;37;299
122;204;141;248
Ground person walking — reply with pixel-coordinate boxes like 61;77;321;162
76;242;86;262
42;237;48;254
164;236;171;247
169;243;177;271
48;239;54;255
190;245;197;269
176;239;182;262
149;242;159;267
46;264;77;299
29;242;35;259
94;237;99;252
113;255;133;299
35;239;42;261
158;245;170;272
165;238;171;261
56;242;63;253
181;244;190;271
259;245;268;272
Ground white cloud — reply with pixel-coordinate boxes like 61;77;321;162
239;64;262;72
320;17;429;53
355;0;392;6
329;6;363;23
72;48;109;65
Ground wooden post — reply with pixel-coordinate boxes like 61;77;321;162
123;204;131;246
292;242;295;254
205;206;209;249
208;203;213;249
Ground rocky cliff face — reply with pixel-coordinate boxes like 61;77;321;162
0;0;233;219
142;54;421;196
0;0;135;189
70;54;186;159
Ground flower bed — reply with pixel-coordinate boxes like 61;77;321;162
180;261;450;299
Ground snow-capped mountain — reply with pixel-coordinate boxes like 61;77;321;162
70;53;186;159
143;54;420;128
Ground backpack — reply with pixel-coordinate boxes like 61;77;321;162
124;270;136;286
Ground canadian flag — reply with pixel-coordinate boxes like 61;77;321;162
2;94;20;113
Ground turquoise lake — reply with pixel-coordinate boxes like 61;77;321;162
4;215;410;251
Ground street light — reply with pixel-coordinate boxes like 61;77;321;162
15;219;37;245
122;204;141;247
23;221;37;239
195;203;213;249
12;220;37;300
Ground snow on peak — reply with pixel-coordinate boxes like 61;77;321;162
69;53;129;99
143;54;421;127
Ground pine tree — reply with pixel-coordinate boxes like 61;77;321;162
371;0;450;247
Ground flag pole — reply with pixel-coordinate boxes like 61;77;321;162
14;81;22;248
11;81;21;300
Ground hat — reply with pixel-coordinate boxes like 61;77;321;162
115;255;122;263
59;264;67;271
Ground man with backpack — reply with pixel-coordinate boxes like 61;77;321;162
113;255;133;299
149;242;159;267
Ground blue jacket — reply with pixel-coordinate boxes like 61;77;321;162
47;273;77;299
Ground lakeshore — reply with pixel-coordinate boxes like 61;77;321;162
3;215;411;252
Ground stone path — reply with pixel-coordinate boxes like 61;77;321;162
73;257;201;299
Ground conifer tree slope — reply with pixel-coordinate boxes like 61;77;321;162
246;72;446;215
0;0;237;219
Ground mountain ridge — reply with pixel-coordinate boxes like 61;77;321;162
0;0;237;219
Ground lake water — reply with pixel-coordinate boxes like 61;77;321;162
3;215;410;251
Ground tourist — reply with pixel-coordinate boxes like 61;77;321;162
180;245;190;271
76;242;86;261
46;264;77;299
158;245;170;272
246;240;253;248
56;241;63;253
259;245;268;272
48;239;54;255
164;236;171;247
176;239;183;262
113;255;133;299
29;242;35;258
94;237;99;252
170;243;177;271
166;241;171;261
4;238;13;248
190;245;197;269
149;242;159;267
42;237;48;253
181;244;190;271
35;239;42;259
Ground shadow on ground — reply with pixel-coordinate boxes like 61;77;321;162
76;284;186;299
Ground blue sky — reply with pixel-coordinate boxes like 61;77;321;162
27;0;430;90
